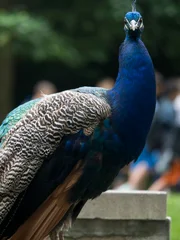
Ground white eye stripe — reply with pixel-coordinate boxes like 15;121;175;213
124;18;130;25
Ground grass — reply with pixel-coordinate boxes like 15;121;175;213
167;193;180;240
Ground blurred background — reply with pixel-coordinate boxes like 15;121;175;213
0;0;180;239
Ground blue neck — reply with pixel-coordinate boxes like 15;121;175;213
107;35;156;158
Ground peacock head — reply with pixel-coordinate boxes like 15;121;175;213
124;0;144;36
124;12;144;32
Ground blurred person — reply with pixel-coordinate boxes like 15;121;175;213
32;80;57;99
171;78;180;126
149;161;180;191
114;71;175;191
96;77;115;89
23;80;57;103
149;78;180;191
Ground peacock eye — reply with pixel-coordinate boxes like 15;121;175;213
124;19;127;24
139;18;143;23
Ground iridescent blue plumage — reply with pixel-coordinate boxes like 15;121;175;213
0;9;156;239
126;11;141;22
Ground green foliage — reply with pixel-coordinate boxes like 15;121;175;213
33;0;130;65
0;10;83;65
1;0;180;73
0;1;132;66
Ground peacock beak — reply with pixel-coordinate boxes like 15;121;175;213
130;20;137;31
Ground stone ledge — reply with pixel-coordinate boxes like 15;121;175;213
78;190;167;220
65;218;171;240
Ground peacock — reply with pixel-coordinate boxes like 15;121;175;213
0;1;156;239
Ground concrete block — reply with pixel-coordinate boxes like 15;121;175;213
65;217;171;240
78;190;167;220
49;191;170;240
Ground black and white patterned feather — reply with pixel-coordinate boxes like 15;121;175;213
0;90;111;224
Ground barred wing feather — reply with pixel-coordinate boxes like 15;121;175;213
0;90;111;224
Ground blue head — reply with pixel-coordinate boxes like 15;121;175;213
124;11;144;38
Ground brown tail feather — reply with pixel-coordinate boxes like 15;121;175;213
10;161;83;240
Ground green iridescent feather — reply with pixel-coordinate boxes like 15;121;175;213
0;98;41;145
